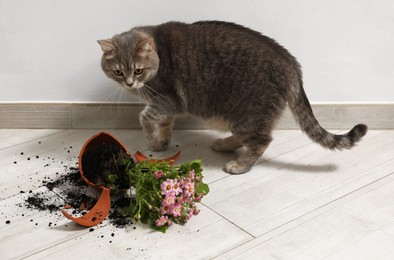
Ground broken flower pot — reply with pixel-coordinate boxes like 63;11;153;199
61;132;180;227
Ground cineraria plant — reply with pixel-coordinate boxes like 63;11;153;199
124;159;209;233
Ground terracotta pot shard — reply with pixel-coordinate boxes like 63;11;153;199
61;187;110;227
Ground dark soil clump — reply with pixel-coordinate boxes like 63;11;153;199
25;195;60;212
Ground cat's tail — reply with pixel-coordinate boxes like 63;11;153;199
288;79;367;150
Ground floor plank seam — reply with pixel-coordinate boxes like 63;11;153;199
202;203;256;239
0;129;67;152
210;237;256;259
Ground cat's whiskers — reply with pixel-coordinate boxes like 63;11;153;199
116;85;130;118
97;85;120;113
99;84;130;117
139;87;163;107
143;83;165;99
141;84;167;108
136;87;150;105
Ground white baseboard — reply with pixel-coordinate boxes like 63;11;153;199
0;102;393;129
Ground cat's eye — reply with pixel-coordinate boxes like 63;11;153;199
113;70;123;77
134;69;144;75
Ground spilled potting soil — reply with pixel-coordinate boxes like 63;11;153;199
0;138;148;251
23;166;135;229
7;136;143;237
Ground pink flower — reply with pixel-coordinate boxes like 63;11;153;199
155;216;168;227
183;181;195;198
153;171;164;179
171;203;182;217
160;179;175;195
160;179;182;195
162;194;176;207
160;205;172;215
172;181;182;196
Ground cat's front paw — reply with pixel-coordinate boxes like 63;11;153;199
224;160;251;174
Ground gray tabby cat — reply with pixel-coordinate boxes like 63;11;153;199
98;21;367;174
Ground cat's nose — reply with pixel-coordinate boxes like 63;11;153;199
125;80;134;87
125;77;134;87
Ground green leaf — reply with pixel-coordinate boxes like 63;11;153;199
152;224;169;233
108;174;117;183
196;182;210;195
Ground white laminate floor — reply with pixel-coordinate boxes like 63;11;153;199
0;129;393;259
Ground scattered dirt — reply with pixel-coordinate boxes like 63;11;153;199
8;139;140;250
22;166;136;229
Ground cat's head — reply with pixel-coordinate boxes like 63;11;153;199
98;30;159;90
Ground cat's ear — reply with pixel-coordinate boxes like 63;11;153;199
97;39;116;55
137;37;156;53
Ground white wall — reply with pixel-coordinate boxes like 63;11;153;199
1;0;393;102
